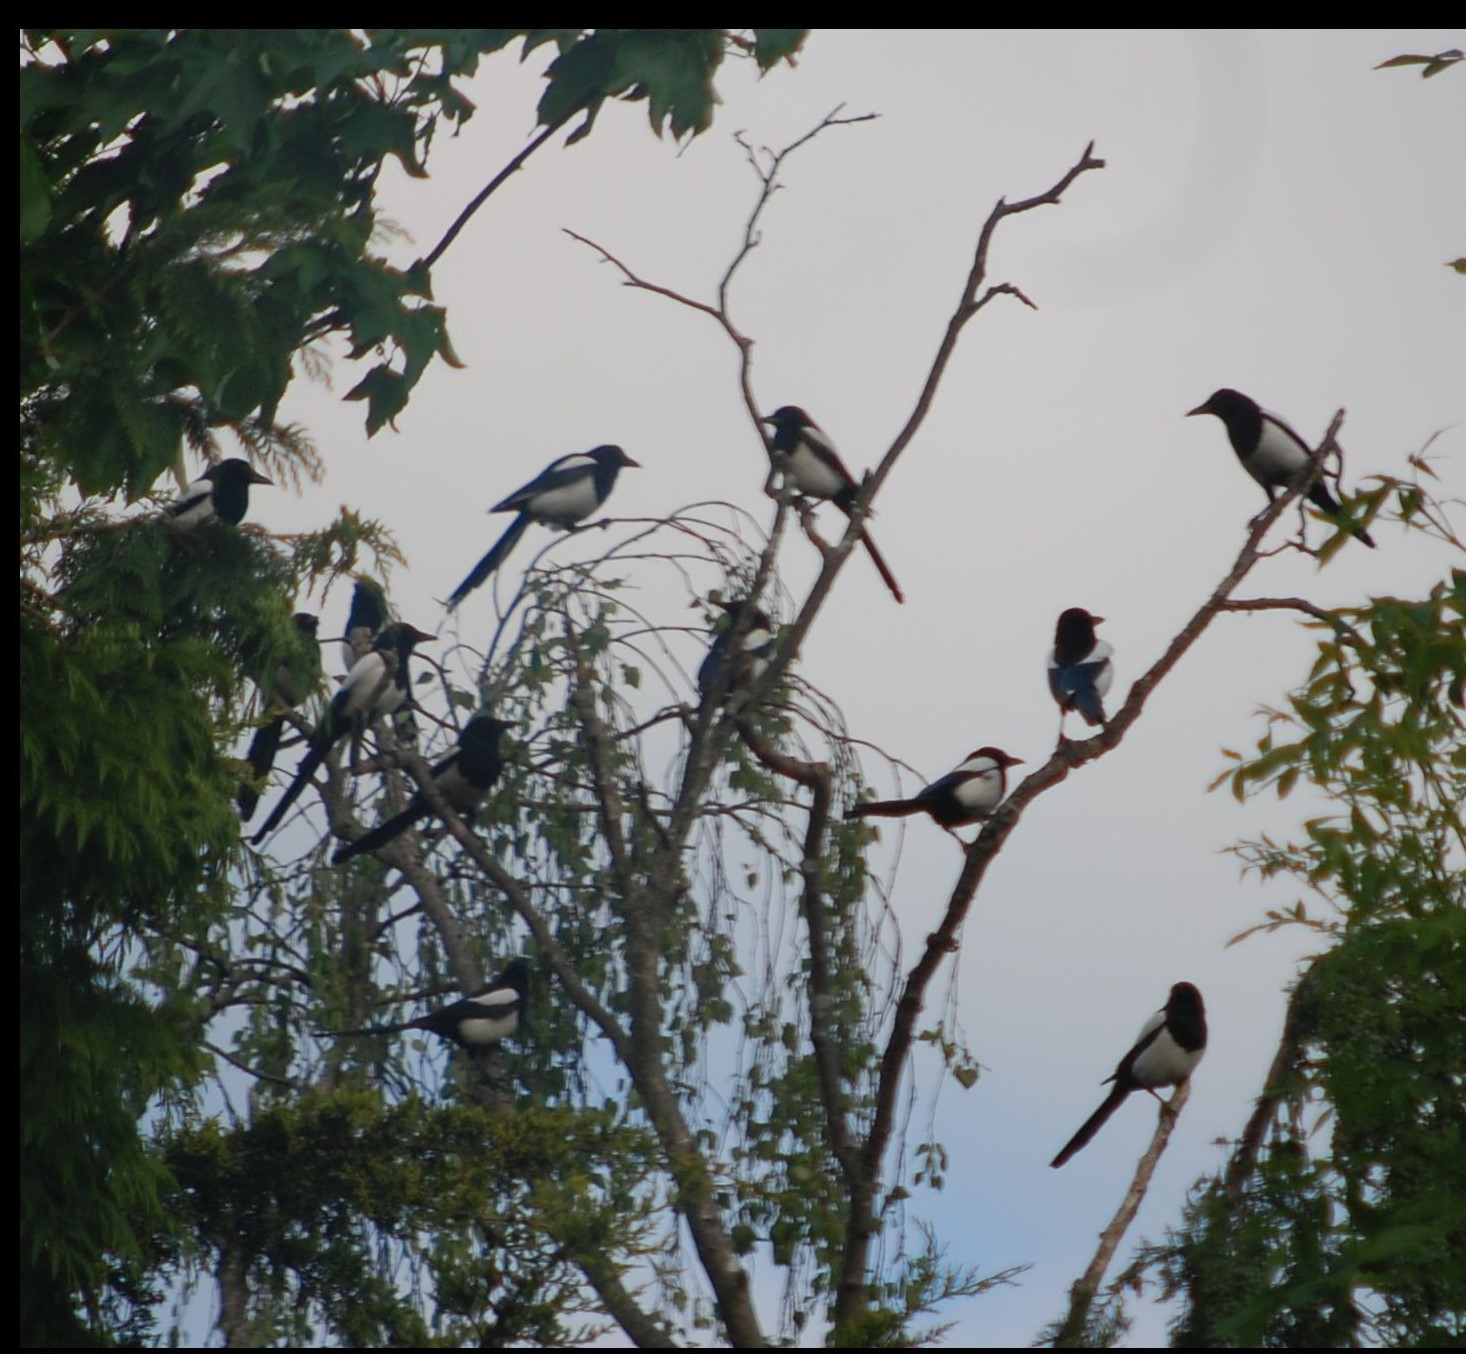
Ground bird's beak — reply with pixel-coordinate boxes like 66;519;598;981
250;468;274;485
1185;402;1209;418
623;456;641;468
758;414;775;426
1008;755;1025;766
405;625;437;642
1092;615;1106;626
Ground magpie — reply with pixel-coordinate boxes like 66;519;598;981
251;621;434;844
446;445;640;610
846;747;1023;829
1049;607;1113;737
332;959;530;1051
760;406;905;604
332;714;509;865
1051;981;1207;1168
1187;388;1375;547
697;598;775;704
238;612;322;821
341;576;390;673
165;458;273;528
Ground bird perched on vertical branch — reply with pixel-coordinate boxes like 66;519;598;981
1187;388;1375;547
341;576;390;673
332;714;509;865
697;598;775;706
1051;981;1207;1168
251;622;434;844
164;459;273;528
759;406;905;604
1048;607;1112;739
238;612;322;821
446;445;640;611
328;959;530;1050
846;747;1022;830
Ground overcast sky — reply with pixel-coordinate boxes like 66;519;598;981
262;29;1464;1346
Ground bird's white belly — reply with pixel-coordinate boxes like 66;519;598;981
782;447;848;500
530;477;599;525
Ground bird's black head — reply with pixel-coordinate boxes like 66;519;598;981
712;597;773;629
589;445;640;469
761;405;815;431
206;457;274;487
1168;981;1203;1010
496;958;530;996
377;622;435;654
293;612;320;635
967;746;1023;770
1187;389;1256;421
462;714;511;748
1054;607;1103;646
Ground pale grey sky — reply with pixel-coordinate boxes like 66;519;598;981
263;29;1464;1346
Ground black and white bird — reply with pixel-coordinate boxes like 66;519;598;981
1051;981;1208;1168
238;612;322;821
165;458;273;528
1187;388;1375;547
446;445;640;610
1048;607;1113;737
760;406;904;604
846;747;1023;830
251;621;434;844
332;714;509;865
341;576;390;673
697;598;775;705
331;959;530;1051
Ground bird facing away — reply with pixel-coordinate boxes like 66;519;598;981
251;622;434;844
697;598;775;705
846;747;1023;830
446;445;640;611
332;714;509;865
341;576;390;673
165;458;273;528
332;959;530;1050
238;612;322;821
1051;981;1207;1168
1187;388;1375;548
1048;607;1113;736
759;406;905;604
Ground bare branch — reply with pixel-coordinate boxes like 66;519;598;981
1052;1081;1193;1347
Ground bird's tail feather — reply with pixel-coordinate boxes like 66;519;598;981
1308;483;1375;548
332;799;431;865
856;524;904;604
847;799;922;819
1051;1084;1130;1168
237;716;285;820
251;741;327;844
446;515;531;611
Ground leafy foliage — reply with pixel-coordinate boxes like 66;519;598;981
19;28;805;1345
1148;564;1466;1346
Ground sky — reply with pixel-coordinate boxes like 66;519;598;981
258;29;1464;1347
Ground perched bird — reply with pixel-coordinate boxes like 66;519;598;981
697;598;775;704
846;747;1023;830
1187;388;1375;547
332;714;509;865
238;612;322;821
1051;981;1208;1168
446;445;640;610
760;406;905;604
331;959;530;1051
251;622;434;844
1049;607;1113;736
165;458;273;528
341;576;390;673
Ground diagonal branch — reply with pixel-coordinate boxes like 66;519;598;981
1052;1081;1194;1347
